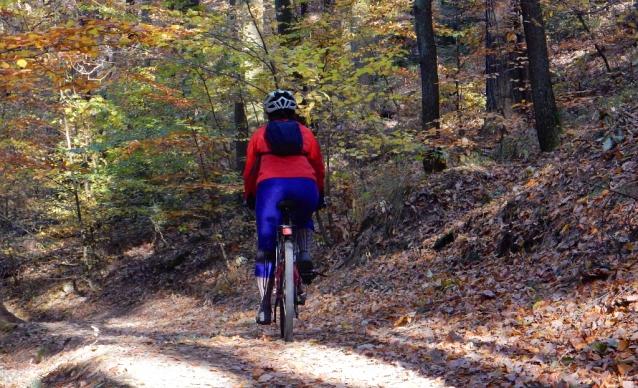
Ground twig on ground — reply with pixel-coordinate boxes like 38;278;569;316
583;181;638;202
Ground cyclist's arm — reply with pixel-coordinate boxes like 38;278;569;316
243;130;262;200
301;126;325;193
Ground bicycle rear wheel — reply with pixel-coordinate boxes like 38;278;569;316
280;238;294;342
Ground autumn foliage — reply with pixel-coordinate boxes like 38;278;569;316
1;0;638;387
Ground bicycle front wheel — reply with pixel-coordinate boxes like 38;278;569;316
282;238;295;342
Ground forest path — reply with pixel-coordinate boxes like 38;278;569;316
1;291;451;388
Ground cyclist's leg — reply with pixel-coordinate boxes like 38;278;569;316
254;180;286;324
256;178;318;284
255;179;287;252
254;250;275;324
286;179;319;284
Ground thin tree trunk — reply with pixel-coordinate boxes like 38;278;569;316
575;11;612;73
520;0;560;152
414;0;440;131
351;0;374;107
275;0;294;36
230;0;263;172
485;0;514;118
235;101;249;172
485;1;530;124
63;115;91;267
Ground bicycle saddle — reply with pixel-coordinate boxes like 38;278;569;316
277;199;298;211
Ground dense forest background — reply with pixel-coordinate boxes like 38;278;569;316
1;0;638;387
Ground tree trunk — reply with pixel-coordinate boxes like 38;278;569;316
485;0;513;118
235;101;249;172
414;0;440;131
275;0;294;36
485;1;530;124
230;0;264;172
352;1;375;103
520;0;560;152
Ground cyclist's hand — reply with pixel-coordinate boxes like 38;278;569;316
316;195;328;211
244;195;256;210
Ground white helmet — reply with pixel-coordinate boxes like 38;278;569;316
264;89;298;113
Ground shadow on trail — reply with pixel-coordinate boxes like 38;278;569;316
37;361;136;388
289;276;618;388
7;321;437;388
7;240;245;322
4;282;603;388
5;240;627;388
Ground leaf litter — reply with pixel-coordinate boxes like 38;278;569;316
2;107;638;388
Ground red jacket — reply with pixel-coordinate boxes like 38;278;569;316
243;120;325;200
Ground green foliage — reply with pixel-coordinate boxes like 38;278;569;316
165;0;199;12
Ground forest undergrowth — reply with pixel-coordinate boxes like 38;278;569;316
2;40;638;388
2;99;637;387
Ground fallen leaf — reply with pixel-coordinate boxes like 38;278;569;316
570;337;586;350
252;367;264;379
258;373;274;382
617;339;630;351
480;290;496;299
393;316;409;327
617;363;633;375
445;331;464;343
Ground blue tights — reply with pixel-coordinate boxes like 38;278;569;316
254;178;318;279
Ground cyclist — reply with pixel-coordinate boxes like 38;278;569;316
243;89;326;325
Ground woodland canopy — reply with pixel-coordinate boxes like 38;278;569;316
1;0;638;386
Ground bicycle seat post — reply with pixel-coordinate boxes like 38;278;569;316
277;200;298;228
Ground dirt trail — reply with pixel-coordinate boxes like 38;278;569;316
1;292;452;388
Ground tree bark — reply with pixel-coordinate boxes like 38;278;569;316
520;0;560;152
485;0;530;118
230;0;264;172
235;101;249;172
275;0;294;36
414;0;440;131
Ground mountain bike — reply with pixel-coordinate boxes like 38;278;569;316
272;199;306;342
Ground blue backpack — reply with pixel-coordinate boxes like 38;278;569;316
264;120;304;156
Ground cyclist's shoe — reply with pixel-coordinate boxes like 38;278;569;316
255;305;272;325
297;250;318;285
295;292;306;306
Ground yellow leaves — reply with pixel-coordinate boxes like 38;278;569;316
570;337;587;350
16;59;28;68
392;315;411;327
87;28;100;37
531;299;544;310
0;62;10;69
617;339;630;352
576;196;588;204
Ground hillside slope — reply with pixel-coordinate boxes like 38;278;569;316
2;100;637;387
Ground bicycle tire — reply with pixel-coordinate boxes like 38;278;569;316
283;239;295;342
277;295;285;338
